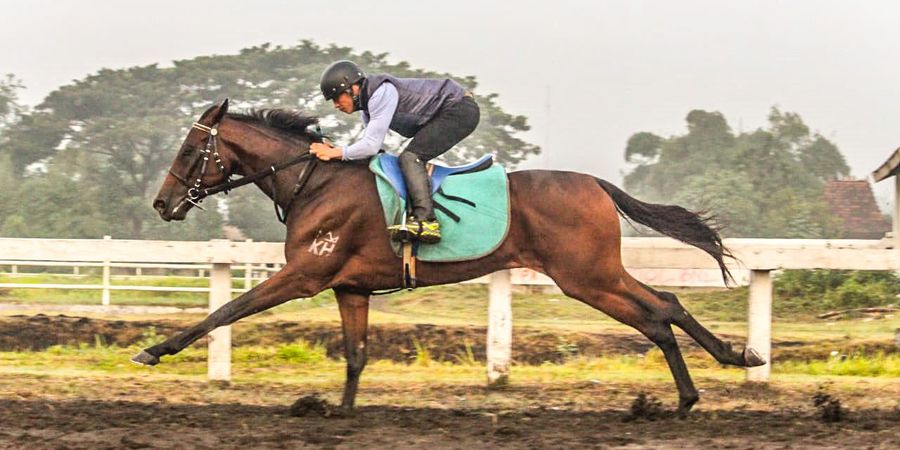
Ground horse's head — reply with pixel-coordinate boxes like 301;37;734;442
154;99;236;221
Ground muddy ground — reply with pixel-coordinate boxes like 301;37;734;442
0;374;897;449
0;315;898;448
0;315;894;365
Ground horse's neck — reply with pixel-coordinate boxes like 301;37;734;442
238;142;368;210
244;145;304;206
226;125;308;206
223;120;370;211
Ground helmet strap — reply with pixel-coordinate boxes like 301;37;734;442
350;89;362;112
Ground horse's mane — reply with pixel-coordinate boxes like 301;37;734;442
226;109;320;141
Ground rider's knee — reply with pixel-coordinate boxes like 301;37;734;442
399;151;423;166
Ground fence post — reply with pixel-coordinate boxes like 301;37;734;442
208;262;232;381
243;263;253;291
487;269;513;386
746;269;773;382
243;239;253;291
101;235;111;306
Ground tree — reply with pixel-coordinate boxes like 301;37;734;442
623;107;849;238
0;74;24;129
0;41;540;240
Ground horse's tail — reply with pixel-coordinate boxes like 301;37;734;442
595;178;735;285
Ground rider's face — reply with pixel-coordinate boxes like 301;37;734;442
332;84;359;114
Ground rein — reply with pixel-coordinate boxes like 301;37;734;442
171;121;318;222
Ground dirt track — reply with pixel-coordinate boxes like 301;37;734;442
1;314;898;448
0;375;897;449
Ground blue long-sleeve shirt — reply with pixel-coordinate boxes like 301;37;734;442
342;82;399;160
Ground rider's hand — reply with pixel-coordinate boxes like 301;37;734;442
310;142;343;161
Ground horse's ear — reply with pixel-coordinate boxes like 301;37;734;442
211;98;229;123
199;98;230;124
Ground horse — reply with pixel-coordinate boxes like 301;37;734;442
136;99;765;415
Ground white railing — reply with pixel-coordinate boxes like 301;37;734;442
1;236;897;383
0;260;280;299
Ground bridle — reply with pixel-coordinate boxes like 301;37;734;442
169;120;319;222
169;122;229;213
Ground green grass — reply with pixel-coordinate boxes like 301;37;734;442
1;341;897;381
777;353;900;377
271;341;328;364
3;276;898;343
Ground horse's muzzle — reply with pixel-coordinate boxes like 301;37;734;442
153;198;175;221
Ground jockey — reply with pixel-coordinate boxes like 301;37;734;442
310;60;480;244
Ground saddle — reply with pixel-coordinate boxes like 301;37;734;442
377;153;494;199
369;153;510;270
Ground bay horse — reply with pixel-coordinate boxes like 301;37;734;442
136;99;764;415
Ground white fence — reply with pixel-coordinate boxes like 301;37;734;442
0;260;279;301
1;237;898;383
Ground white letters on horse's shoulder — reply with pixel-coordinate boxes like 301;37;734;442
308;230;340;257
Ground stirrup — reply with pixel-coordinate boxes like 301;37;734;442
414;220;441;244
388;217;441;244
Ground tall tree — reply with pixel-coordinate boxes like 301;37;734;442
623;107;849;238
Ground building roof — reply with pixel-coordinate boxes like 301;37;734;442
824;180;891;239
872;147;900;182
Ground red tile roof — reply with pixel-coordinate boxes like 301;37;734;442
824;180;891;239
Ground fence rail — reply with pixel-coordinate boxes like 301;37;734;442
1;236;897;383
0;259;281;298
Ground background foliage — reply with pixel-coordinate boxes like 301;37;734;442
775;269;900;311
0;41;539;241
622;108;851;238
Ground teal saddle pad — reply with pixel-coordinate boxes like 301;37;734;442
369;154;510;262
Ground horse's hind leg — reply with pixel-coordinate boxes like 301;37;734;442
553;273;701;414
637;281;765;367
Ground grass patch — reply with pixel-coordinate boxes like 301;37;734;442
1;340;896;380
776;353;900;377
273;341;328;364
2;274;899;345
3;269;898;319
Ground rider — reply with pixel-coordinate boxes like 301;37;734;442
309;60;480;244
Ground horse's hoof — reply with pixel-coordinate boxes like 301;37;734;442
131;350;160;366
743;348;766;367
678;394;699;417
332;406;355;418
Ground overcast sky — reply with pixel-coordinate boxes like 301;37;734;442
3;0;899;208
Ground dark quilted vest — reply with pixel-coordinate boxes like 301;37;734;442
360;74;466;138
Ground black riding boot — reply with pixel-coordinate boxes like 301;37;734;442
389;152;441;243
399;152;435;221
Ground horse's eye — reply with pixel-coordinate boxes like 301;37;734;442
181;147;194;158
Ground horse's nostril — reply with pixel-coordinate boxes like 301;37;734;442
153;199;166;212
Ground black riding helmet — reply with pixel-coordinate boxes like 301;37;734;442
320;60;366;103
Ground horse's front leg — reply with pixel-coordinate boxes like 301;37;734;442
335;288;370;410
132;266;321;366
